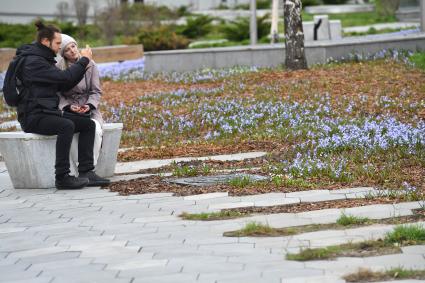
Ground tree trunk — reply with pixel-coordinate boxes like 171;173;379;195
283;0;307;70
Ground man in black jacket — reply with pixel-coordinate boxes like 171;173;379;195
16;21;110;190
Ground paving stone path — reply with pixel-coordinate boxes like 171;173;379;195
0;153;424;283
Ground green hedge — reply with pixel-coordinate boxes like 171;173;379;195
0;23;35;48
220;15;271;42
137;26;189;51
0;21;103;48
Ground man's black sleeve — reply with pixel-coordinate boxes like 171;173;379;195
24;56;89;90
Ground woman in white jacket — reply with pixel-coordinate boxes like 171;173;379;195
57;34;104;174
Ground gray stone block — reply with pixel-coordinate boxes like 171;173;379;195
299;193;346;203
8;246;70;259
3;277;54;283
182;261;244;273
209;201;254;210
95;123;123;177
363;253;425;270
0;270;43;282
401;245;425;255
263;267;324;279
116;264;183;279
198;270;263;283
16;251;81;265
283;276;346;283
0;123;123;189
132;273;198;283
106;258;168;270
27;258;94;271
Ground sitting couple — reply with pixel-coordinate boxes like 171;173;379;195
16;21;110;190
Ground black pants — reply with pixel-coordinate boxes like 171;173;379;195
25;113;96;178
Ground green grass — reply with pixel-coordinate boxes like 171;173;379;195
410;52;425;71
179;210;248;221
286;224;425;261
385;224;425;245
172;164;198;177
286;245;342;261
302;11;396;27
286;240;399;261
344;267;425;282
336;213;370;226
228;176;254;188
224;221;277;237
171;162;212;177
271;175;316;188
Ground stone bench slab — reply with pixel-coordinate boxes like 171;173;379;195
0;123;123;189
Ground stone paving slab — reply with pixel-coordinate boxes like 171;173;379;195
115;152;267;174
320;253;425;281
1;156;424;283
208;201;255;210
283;276;345;283
132;273;199;283
183;192;228;201
4;277;54;283
378;281;425;283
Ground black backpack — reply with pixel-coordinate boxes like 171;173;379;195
2;55;27;107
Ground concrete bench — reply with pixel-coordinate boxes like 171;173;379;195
0;123;123;189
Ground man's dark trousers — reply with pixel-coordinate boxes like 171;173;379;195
25;114;96;178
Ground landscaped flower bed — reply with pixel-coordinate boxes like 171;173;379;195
100;50;425;194
1;50;424;193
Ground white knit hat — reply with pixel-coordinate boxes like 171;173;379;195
60;34;78;57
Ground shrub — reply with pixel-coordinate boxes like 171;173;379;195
375;0;400;17
138;26;189;51
302;0;321;6
257;0;271;9
235;0;272;9
336;213;369;226
385;224;425;245
0;23;34;48
220;14;271;42
176;5;190;17
322;0;348;4
409;52;425;71
0;21;101;48
179;15;214;39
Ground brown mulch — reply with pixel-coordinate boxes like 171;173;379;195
106;175;269;196
106;172;387;199
118;140;284;161
225;198;416;215
105;175;355;197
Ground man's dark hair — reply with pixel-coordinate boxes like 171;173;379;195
35;20;61;43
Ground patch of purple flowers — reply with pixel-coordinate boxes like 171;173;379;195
98;58;145;80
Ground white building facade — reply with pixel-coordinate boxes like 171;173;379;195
0;0;250;24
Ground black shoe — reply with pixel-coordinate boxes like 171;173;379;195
79;171;110;187
55;174;89;190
